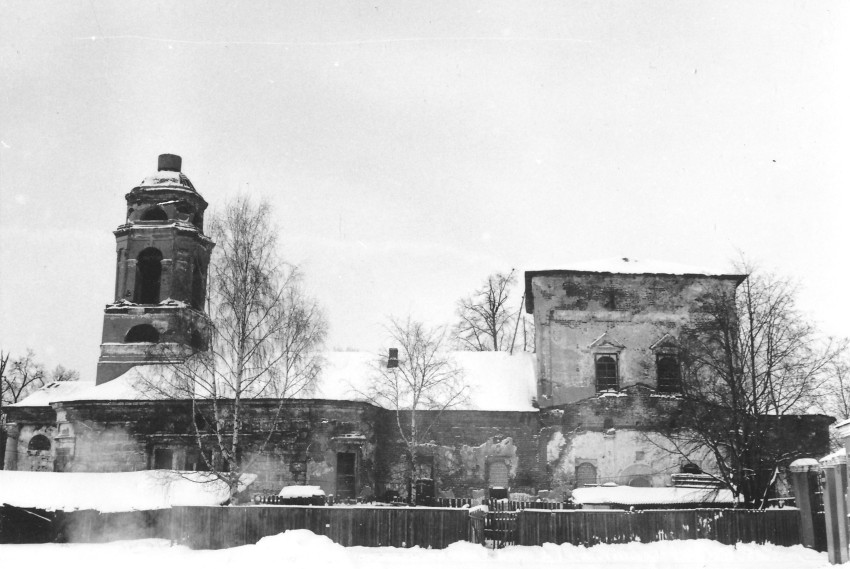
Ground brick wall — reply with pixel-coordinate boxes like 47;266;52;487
529;273;741;406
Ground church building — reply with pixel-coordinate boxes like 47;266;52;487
2;155;833;503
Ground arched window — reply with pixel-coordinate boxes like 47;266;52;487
628;476;650;487
191;262;205;310
28;434;51;452
575;462;597;487
126;324;160;343
657;356;682;393
595;355;618;391
134;248;163;304
140;206;168;221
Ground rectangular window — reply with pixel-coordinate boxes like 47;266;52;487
153;448;173;470
595;354;619;391
656;355;682;393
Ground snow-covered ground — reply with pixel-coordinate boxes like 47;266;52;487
0;531;832;569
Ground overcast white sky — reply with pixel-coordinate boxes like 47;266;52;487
1;1;848;379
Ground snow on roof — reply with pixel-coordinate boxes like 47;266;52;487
572;486;736;507
0;470;256;512
14;352;538;412
8;380;94;407
531;257;732;277
278;485;325;498
820;447;846;466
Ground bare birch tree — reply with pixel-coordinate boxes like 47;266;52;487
658;264;843;507
453;269;521;352
364;317;467;502
145;196;327;498
1;349;46;407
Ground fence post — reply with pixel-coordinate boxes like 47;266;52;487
790;458;821;550
820;454;849;565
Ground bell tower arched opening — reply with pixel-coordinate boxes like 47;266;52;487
140;206;168;221
135;248;163;304
192;262;206;310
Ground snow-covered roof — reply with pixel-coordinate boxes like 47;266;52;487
820;447;846;466
0;470;255;512
279;485;325;498
572;485;736;507
133;169;198;194
528;257;734;277
12;351;538;412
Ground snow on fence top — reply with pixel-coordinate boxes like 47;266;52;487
572;485;736;507
0;470;256;512
13;351;538;412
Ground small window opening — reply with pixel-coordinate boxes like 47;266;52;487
28;434;51;452
135;247;163;304
595;355;618;391
575;462;597;487
657;356;682;393
126;324;160;343
602;417;614;430
140;206;168;221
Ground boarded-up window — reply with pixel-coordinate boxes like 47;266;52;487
488;461;509;488
575;462;597;487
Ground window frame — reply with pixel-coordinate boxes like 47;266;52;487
594;354;619;392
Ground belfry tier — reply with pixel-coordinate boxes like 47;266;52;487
95;154;215;385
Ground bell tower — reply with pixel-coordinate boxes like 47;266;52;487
95;154;215;385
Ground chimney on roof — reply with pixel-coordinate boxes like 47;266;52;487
387;348;399;369
158;154;182;172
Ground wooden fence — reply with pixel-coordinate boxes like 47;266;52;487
516;508;801;547
4;505;803;550
169;506;470;549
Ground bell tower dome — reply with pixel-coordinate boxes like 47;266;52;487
95;154;215;385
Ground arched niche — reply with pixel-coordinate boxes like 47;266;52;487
134;248;163;304
125;324;160;343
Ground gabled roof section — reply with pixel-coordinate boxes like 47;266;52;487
524;257;748;313
588;332;625;351
649;334;679;352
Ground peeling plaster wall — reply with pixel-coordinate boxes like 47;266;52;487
546;428;692;490
530;273;740;406
375;409;542;498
